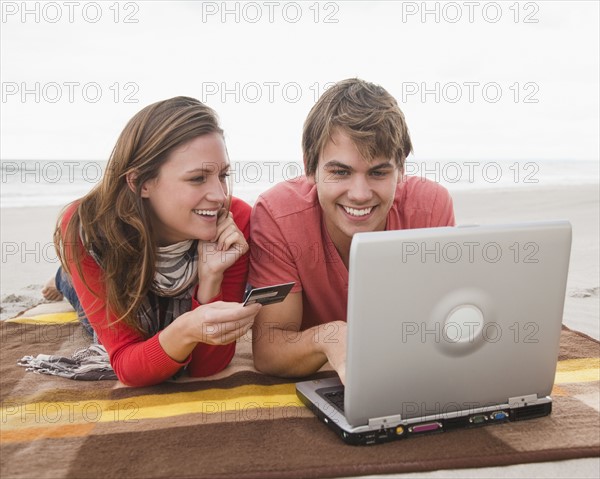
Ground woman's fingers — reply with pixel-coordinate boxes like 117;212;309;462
219;229;248;253
213;211;234;241
209;212;248;253
202;315;254;340
192;302;261;345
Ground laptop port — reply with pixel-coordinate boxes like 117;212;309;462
469;414;488;424
409;422;442;434
490;411;509;421
513;403;550;420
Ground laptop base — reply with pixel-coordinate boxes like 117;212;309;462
296;380;552;446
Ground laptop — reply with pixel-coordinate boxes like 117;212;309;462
296;220;572;445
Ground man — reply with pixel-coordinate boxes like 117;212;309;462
249;78;455;383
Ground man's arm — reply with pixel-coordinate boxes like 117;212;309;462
252;292;347;382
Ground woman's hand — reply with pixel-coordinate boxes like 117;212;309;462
198;209;248;275
159;302;262;362
186;301;261;345
196;208;248;303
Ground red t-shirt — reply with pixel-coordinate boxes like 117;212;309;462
62;197;251;387
248;176;455;330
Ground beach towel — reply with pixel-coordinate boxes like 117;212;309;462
1;306;599;479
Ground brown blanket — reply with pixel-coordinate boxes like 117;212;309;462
1;314;599;479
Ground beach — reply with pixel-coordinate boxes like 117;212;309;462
451;183;600;340
2;1;598;476
2;183;598;339
1;183;599;478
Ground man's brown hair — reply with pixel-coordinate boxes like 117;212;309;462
302;78;413;175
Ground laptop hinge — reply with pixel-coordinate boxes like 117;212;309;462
368;414;402;428
508;394;540;408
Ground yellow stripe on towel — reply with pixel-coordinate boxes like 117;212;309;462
555;358;600;384
7;312;78;324
3;358;599;443
1;384;303;434
122;383;303;420
0;423;96;443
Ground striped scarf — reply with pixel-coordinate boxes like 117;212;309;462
18;344;117;381
137;240;199;336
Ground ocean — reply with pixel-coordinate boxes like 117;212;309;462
1;159;598;209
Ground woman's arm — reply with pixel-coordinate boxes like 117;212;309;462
186;197;253;377
64;198;257;386
68;249;190;387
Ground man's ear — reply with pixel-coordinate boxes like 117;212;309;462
304;156;317;185
396;163;405;184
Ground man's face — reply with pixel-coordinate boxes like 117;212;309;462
309;129;401;253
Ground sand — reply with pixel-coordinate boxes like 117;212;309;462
1;205;64;320
2;184;598;337
452;184;599;339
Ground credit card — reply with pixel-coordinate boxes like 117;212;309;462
243;282;295;306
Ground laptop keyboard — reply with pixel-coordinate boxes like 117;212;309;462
322;389;345;412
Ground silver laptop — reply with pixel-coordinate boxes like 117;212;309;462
296;220;572;445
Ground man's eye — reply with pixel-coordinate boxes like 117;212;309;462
190;176;206;183
219;173;230;182
370;170;389;177
331;169;350;176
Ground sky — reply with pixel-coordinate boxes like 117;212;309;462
1;0;599;164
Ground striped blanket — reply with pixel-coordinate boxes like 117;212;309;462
1;309;599;479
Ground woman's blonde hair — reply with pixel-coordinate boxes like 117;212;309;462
55;96;223;334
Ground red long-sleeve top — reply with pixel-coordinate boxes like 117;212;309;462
62;197;251;387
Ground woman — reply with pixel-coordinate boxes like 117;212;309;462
51;96;261;387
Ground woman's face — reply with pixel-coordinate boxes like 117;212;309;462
141;133;229;246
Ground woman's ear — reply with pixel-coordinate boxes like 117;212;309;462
126;171;150;197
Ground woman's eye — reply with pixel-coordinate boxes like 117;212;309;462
219;173;230;182
190;176;206;183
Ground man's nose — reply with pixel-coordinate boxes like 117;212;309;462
347;175;373;203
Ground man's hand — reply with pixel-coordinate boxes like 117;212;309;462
318;321;347;384
252;291;349;383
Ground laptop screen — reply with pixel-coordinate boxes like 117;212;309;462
343;221;571;426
